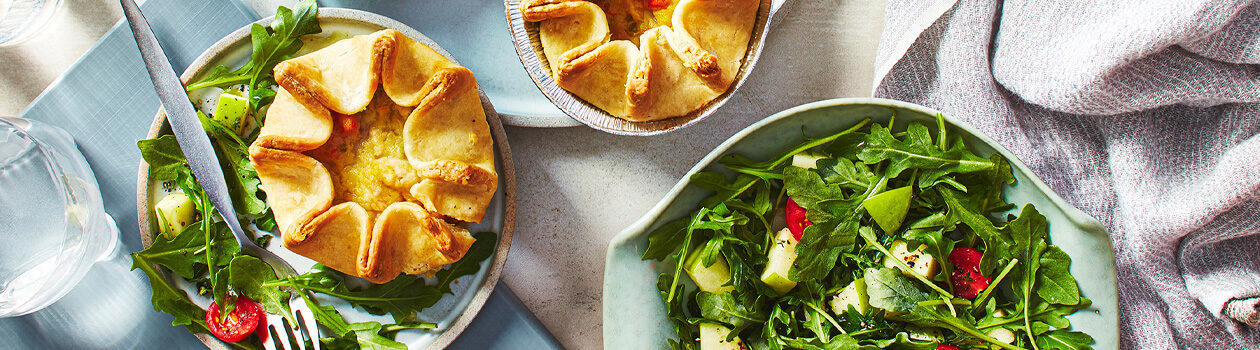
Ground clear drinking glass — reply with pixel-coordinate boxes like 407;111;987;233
0;0;62;47
0;117;118;317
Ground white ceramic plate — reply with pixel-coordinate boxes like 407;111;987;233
134;9;516;350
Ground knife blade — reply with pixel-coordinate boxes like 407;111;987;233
121;0;251;248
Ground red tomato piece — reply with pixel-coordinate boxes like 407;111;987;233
949;247;983;270
645;0;671;10
785;198;812;241
207;296;264;343
948;247;992;299
937;345;962;350
950;268;992;299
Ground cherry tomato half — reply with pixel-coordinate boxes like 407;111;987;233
937;345;962;350
207;295;264;343
785;197;812;241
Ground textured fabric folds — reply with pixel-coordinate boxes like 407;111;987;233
872;0;1260;348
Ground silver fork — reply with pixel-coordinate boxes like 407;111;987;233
120;1;320;349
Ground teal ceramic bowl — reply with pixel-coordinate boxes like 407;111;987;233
603;98;1118;349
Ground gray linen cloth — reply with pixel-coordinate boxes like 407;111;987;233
872;0;1260;348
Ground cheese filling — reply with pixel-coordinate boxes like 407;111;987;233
306;90;420;213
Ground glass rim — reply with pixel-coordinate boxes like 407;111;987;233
0;116;83;314
0;0;65;47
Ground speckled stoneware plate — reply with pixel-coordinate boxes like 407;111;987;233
603;98;1119;349
134;9;516;350
507;0;791;135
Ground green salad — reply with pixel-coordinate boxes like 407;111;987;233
132;2;494;349
644;115;1096;350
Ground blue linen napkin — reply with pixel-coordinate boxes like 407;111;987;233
7;0;559;348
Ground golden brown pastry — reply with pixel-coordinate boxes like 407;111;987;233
250;29;496;283
521;0;758;122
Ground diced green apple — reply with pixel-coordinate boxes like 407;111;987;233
790;153;826;169
213;89;250;134
829;278;870;315
863;186;913;233
760;228;799;295
699;323;744;350
987;328;1016;344
154;192;196;239
882;240;940;279
684;247;735;294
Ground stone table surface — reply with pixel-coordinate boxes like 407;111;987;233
0;0;887;348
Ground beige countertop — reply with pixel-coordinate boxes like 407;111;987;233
0;0;886;348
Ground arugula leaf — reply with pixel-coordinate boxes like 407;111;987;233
900;212;956;264
864;268;931;311
1036;245;1081;306
1008;204;1050;349
815;157;875;191
300;294;407;350
134;220;231;279
783;166;851;221
940;188;1010;273
1035;330;1094;350
131;253;210;334
789;218;857;281
783;166;863;281
138;135;187;181
867;332;938;349
212;268;232;315
656;275;699;350
433;231;498;294
856;122;993;185
696;292;767;328
956;153;1015;213
643;218;690;261
347;322;408;350
691;172;762;209
185;0;321;112
227;255;291;315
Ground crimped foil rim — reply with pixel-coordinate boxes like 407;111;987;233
506;0;778;136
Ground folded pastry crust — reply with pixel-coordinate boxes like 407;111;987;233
522;0;758;122
249;29;497;282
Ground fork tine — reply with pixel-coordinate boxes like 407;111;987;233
262;314;287;350
291;298;322;350
273;314;299;350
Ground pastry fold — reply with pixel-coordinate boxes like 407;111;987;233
274;30;392;115
249;146;333;235
522;0;758;122
249;29;496;283
286;201;475;284
255;88;332;151
402;66;499;223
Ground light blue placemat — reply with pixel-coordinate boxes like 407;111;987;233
4;0;560;348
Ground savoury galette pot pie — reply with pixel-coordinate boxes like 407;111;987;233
249;29;497;284
520;0;759;122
